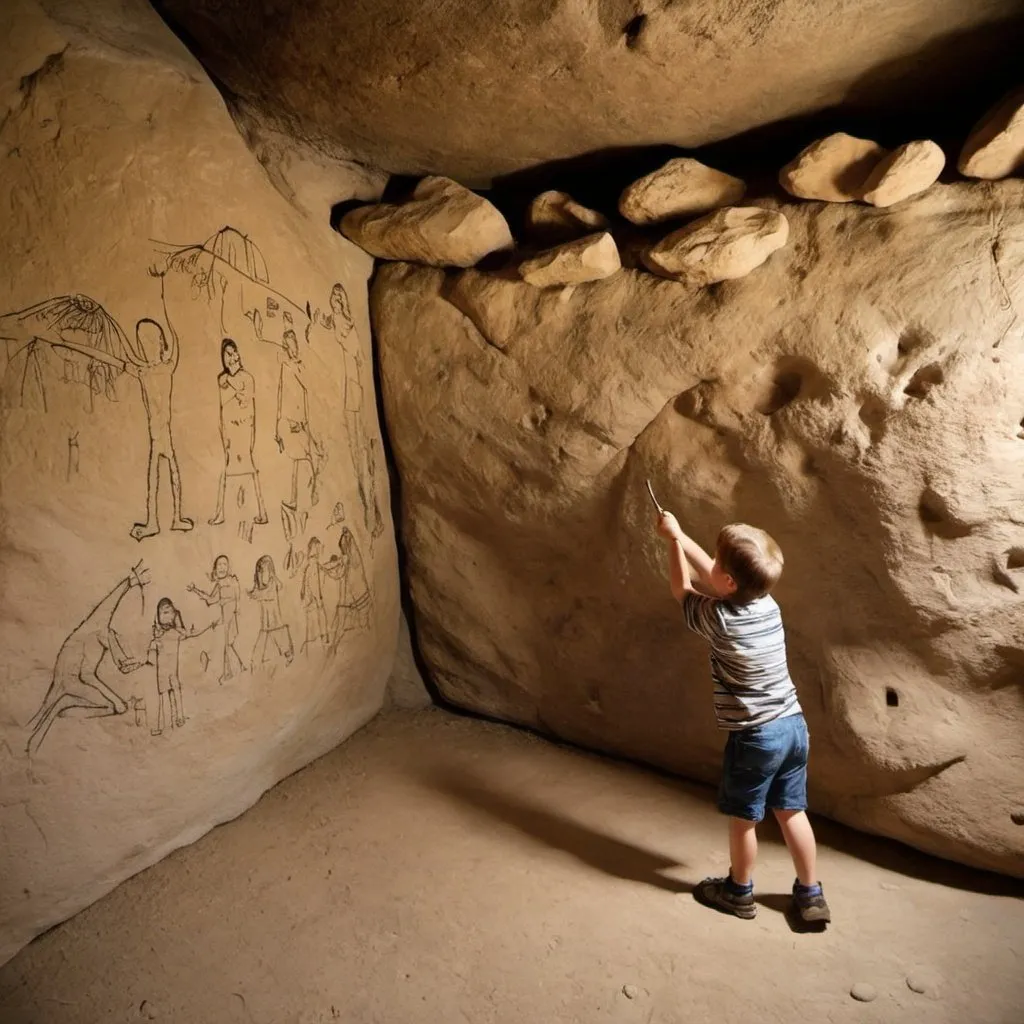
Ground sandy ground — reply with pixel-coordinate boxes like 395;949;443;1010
1;707;1022;1024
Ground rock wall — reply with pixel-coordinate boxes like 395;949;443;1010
153;0;1024;184
374;181;1024;877
0;0;398;965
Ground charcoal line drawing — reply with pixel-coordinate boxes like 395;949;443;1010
26;560;150;756
300;537;329;654
248;555;294;671
142;597;210;735
187;554;245;684
154;226;306;336
366;437;386;544
277;328;324;513
324;527;372;648
0;293;130;413
124;268;194;541
209;338;268;527
66;430;80;480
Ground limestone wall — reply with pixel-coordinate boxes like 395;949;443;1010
0;0;399;965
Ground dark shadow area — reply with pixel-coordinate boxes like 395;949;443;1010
427;765;692;894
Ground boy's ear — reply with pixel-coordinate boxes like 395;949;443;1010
723;573;738;594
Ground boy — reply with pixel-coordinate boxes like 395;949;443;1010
656;511;831;924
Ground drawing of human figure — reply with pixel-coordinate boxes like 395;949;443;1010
324;527;373;647
26;561;150;756
143;597;203;735
210;338;268;526
276;328;324;512
300;537;329;654
123;268;193;541
248;555;294;670
187;554;245;683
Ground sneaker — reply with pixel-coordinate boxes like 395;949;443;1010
694;876;757;919
792;883;831;924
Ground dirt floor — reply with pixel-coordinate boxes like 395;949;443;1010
1;707;1022;1024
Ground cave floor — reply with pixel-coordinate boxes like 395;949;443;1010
2;707;1022;1024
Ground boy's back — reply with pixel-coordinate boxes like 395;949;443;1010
682;592;801;730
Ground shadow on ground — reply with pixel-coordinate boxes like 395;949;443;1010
426;765;692;895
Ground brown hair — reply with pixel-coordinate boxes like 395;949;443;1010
716;524;784;603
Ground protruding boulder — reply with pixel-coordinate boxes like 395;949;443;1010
341;177;513;267
526;191;609;244
862;141;946;207
619;158;746;225
519;232;621;288
779;133;887;202
643;207;788;286
958;88;1024;180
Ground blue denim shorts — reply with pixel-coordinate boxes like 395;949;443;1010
718;712;809;822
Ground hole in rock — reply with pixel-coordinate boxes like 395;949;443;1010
756;371;802;416
623;14;647;47
1017;417;1024;440
1012;812;1024;826
885;687;899;708
897;327;931;358
918;487;972;539
904;362;944;399
1006;548;1024;571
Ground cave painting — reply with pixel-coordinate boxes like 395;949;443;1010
142;597;209;735
209;337;268;528
248;554;294;671
124;268;194;541
276;327;324;513
26;561;149;755
324;527;373;648
187;554;245;683
157;226;306;336
0;293;129;414
299;536;329;654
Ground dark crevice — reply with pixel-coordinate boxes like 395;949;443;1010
623;14;647;49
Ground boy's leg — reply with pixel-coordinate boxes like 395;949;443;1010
728;817;758;886
773;809;816;887
765;715;831;924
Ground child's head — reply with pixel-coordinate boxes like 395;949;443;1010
155;597;183;630
712;524;784;604
211;554;230;581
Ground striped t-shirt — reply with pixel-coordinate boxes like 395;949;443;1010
682;592;801;731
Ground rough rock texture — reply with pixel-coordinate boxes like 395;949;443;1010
644;207;788;286
525;191;609;245
341;177;513;268
958;87;1024;179
0;0;398;967
520;233;621;289
153;0;1024;183
862;141;946;208
619;159;746;225
780;133;887;202
374;181;1024;877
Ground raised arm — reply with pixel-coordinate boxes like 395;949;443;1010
657;512;694;601
146;266;179;365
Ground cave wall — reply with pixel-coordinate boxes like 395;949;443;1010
0;0;398;966
372;180;1024;877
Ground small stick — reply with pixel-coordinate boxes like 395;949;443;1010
645;478;664;515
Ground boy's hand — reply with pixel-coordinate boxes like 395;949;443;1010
657;511;684;542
